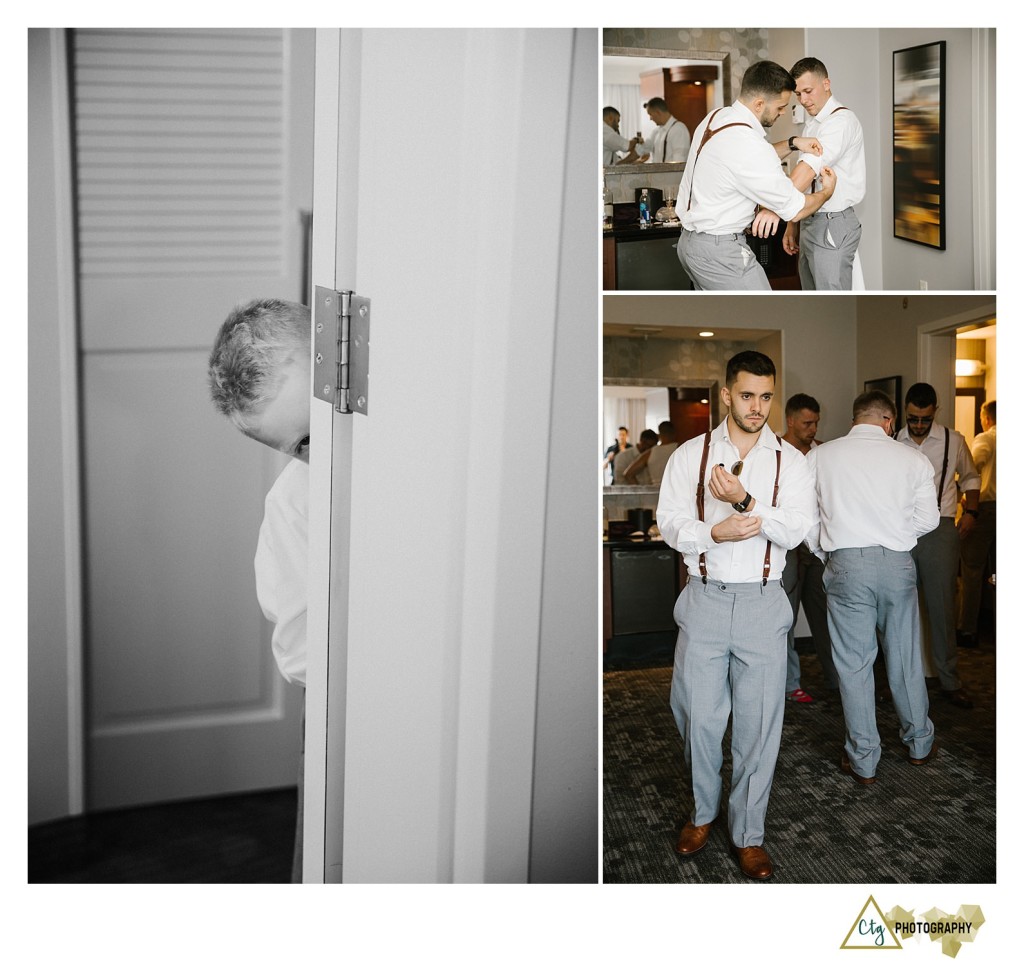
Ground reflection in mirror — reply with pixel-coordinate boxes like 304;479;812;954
603;53;723;168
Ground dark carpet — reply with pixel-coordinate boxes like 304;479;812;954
28;787;298;883
604;633;996;885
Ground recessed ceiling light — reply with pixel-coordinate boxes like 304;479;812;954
699;331;714;338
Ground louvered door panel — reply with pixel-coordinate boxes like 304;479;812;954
72;28;298;351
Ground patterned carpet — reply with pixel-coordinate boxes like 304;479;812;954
28;787;297;883
604;635;996;884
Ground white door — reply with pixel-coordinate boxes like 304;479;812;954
303;28;599;883
74;28;313;809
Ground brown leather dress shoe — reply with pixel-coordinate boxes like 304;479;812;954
840;753;877;785
945;688;974;709
731;844;773;880
907;740;938;766
675;820;713;855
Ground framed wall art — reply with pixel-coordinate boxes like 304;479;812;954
893;40;946;250
864;375;903;432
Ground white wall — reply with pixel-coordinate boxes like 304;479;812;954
804;29;883;290
878;29;982;290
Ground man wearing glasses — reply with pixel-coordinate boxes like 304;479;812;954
896;383;981;709
657;351;814;880
806;390;938;785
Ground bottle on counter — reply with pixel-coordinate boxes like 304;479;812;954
639;188;651;230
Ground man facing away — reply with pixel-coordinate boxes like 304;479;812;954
675;60;838;291
624;420;678;486
958;400;996;648
614;428;658;485
781;58;866;290
208;297;313;882
657;351;814;880
780;393;840;703
895;383;980;709
635;96;692;163
807;391;938;785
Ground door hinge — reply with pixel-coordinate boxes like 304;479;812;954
313;286;370;414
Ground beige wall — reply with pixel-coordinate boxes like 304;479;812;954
603;295;858;442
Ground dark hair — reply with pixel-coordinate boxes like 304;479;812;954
643;97;668;112
639;429;659;444
790;57;828;81
603;106;620;119
982;400;996;422
905;382;938;409
852;390;895;422
785;393;820;417
725;350;776;386
740;61;797;99
617;425;629;433
657;420;676;440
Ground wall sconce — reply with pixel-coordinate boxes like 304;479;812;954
955;359;987;377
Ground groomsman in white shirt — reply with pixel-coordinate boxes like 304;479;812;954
658;351;814;880
896;382;980;708
806;390;938;785
635;97;691;163
782;58;867;290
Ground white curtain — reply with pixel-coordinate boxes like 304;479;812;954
603;83;654;152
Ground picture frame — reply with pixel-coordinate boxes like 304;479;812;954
893;40;946;249
864;375;903;432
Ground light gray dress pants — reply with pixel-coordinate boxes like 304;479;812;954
669;578;792;847
677;228;772;291
798;208;861;290
782;544;840;692
911;518;962;691
823;547;935;779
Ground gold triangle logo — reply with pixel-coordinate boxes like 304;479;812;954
840;895;904;950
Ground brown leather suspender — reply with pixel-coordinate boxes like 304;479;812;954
937;426;950;511
686;108;753;212
695;431;782;586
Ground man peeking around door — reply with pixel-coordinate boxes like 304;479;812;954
208;296;313;881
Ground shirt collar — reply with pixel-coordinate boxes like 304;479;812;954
849;424;891;440
712;417;780;451
732;100;767;139
896;420;944;444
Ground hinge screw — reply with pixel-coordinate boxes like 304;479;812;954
357;396;366;409
316;353;323;364
359;305;368;317
323;385;332;397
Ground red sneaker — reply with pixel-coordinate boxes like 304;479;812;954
786;688;814;703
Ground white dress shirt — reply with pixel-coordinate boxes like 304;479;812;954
603;122;632;166
678;101;805;234
895;422;980;517
807;424;939;554
254;458;308;686
796;96;866;212
971;426;996;502
646;441;678;486
637;117;692;163
657;421;814;583
614;444;650;485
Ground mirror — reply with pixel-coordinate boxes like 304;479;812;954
603;48;724;169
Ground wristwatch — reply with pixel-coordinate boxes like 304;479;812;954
964;509;979;518
733;492;753;513
788;135;798;152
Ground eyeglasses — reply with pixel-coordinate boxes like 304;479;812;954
731;460;743;477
